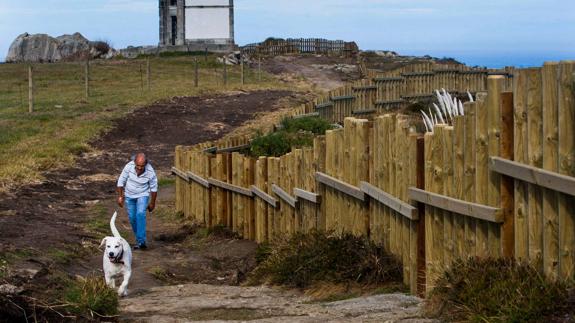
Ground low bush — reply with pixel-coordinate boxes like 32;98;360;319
247;116;334;157
249;230;403;288
279;116;334;135
426;257;574;322
64;276;118;318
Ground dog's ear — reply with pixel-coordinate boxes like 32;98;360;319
99;237;107;249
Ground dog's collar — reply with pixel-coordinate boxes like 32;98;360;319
110;249;124;264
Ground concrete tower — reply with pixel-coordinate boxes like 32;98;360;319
159;0;235;52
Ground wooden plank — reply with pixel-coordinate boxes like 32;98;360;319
526;68;544;268
208;177;253;197
294;188;321;204
487;76;505;258
171;166;190;182
558;61;575;279
315;172;365;202
292;112;320;119
500;92;515;258
186;170;210;188
442;126;455;268
542;62;559;278
453;116;465;260
272;184;297;208
489;157;575;196
361;181;418;220
514;69;529;261
251;185;279;208
423;132;435;293
409;187;503;223
475;94;489;257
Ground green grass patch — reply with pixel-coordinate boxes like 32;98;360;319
0;56;286;191
426;257;574;322
248;230;403;288
246;116;334;157
85;203;110;235
279;116;334;135
64;275;119;318
47;248;75;265
158;176;176;187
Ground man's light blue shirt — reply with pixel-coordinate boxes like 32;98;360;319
117;161;158;198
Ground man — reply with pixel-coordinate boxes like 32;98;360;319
116;153;158;250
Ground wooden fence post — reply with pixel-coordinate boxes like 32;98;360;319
28;65;34;113
223;57;228;86
146;57;151;91
194;58;199;87
139;63;144;92
240;57;245;85
85;60;90;100
258;57;262;82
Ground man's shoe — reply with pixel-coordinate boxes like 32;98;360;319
134;243;148;250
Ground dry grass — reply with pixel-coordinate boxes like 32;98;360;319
425;257;574;322
0;56;292;192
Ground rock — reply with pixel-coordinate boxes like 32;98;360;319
5;32;115;63
0;284;23;295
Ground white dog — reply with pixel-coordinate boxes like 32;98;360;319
100;211;132;296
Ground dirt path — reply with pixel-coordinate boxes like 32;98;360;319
1;88;432;322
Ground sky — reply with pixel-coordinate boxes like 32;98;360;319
1;0;574;67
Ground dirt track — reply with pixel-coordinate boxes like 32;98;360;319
0;58;433;322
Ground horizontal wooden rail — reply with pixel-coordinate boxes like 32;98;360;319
293;112;320;119
490;157;575;197
331;95;355;101
360;182;418;220
217;143;251;153
408;187;503;223
315;102;334;109
373;77;404;82
403;72;435;77
187;171;210;188
251;185;279;208
171;167;189;182
294;188;321;204
203;147;217;153
272;184;298;208
315;172;365;201
375;99;405;105
352;85;377;90
208;178;253;197
352;109;376;115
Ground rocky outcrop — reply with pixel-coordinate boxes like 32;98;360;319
5;32;115;63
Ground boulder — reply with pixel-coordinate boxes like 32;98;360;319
5;32;114;63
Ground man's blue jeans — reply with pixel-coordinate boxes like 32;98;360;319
124;196;149;246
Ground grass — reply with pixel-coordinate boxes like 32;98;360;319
85;203;110;235
0;56;288;192
248;230;403;288
425;257;574;322
158;176;176;187
64;275;119;318
246;116;335;157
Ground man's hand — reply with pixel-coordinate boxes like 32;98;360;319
147;202;155;212
117;196;124;208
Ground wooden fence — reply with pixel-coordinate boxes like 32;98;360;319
291;62;514;124
173;61;575;295
241;38;358;57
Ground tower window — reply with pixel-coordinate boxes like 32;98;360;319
170;0;176;6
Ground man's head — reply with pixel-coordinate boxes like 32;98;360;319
134;153;147;175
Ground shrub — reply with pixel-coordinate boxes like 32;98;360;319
247;116;334;158
64;276;118;318
426;257;573;322
280;116;334;135
249;231;403;288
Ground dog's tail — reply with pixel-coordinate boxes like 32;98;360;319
110;211;122;238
